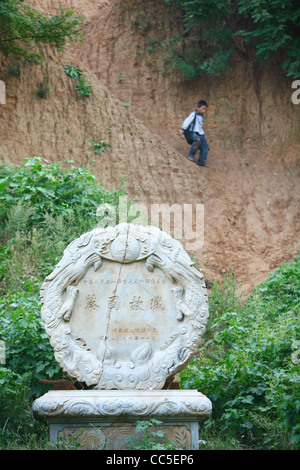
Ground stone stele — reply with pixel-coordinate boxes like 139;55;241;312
33;223;212;449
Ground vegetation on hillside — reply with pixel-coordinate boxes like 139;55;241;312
0;0;85;64
163;0;300;79
0;158;299;449
180;266;300;449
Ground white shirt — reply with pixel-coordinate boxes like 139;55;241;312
181;111;205;135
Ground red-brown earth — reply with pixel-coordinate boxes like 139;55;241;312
0;0;299;295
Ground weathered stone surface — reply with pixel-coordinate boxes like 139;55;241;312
40;223;209;390
59;424;191;450
32;390;212;450
32;390;212;420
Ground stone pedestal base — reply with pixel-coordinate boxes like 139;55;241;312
32;390;212;450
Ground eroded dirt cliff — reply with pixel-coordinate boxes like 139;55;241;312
0;0;299;293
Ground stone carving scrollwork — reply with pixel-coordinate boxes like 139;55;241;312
32;391;212;421
40;223;209;389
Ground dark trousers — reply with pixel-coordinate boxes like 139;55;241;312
188;133;209;164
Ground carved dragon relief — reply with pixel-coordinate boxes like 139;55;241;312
40;223;209;390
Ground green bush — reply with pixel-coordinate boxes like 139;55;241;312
0;158;131;446
89;139;111;155
0;368;32;428
0;156;129;284
0;158;299;449
0;157;123;225
256;253;300;313
37;76;51;99
0;157;128;287
125;419;183;450
0;280;64;397
76;74;92;97
180;257;300;449
64;63;83;79
0;1;85;64
163;0;300;79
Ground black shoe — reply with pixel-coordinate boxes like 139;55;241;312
197;162;209;167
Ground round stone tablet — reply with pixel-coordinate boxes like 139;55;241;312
40;223;209;390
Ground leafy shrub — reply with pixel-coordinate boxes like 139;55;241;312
255;253;300;313
0;1;85;64
180;255;300;449
0;365;81;450
0;157;128;288
0;157;125;226
125;419;182;450
64;63;83;79
5;63;21;76
0;280;64;397
0;158;138;448
89;139;111;155
76;74;92;97
37;76;51;99
1;158;298;450
162;35;233;80
163;0;300;79
0;368;32;428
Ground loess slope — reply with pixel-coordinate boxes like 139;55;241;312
0;0;299;293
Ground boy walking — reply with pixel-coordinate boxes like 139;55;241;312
179;100;209;167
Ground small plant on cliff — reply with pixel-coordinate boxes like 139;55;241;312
76;74;92;98
64;63;83;79
89;139;111;155
37;76;51;99
5;63;21;76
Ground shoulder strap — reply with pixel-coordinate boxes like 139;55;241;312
189;111;197;132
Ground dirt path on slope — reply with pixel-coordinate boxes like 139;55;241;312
66;0;300;294
1;0;299;295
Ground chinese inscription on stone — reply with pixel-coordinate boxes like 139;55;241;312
40;223;209;390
